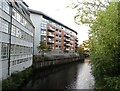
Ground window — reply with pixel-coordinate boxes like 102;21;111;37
17;60;20;64
41;29;46;34
12;60;16;66
16;28;21;38
16;12;20;22
0;0;9;14
12;9;17;19
11;44;15;55
0;18;9;33
11;25;16;36
1;43;8;59
12;9;33;33
2;19;9;33
0;0;2;9
20;16;24;24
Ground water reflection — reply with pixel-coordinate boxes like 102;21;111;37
66;63;94;89
23;61;94;89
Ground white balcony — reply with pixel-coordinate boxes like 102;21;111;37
65;39;70;42
66;48;70;51
48;27;55;32
48;39;54;44
48;33;54;38
65;34;71;38
65;43;71;46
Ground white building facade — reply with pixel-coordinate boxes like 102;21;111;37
0;0;34;80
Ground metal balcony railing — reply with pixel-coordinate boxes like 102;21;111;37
48;27;55;32
64;34;71;38
48;33;54;38
48;40;54;44
64;39;70;42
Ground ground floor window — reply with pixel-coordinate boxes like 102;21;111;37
1;43;8;59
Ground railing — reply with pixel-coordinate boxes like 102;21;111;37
48;33;54;38
64;34;71;38
48;27;55;32
48;40;54;44
65;39;70;42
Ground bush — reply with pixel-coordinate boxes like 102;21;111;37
2;67;33;90
89;2;120;89
104;76;120;89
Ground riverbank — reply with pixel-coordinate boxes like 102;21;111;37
2;56;84;90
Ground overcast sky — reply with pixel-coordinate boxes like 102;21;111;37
23;0;90;45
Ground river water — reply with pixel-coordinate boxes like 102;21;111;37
23;59;94;89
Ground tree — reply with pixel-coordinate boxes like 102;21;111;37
69;0;120;89
68;0;110;27
78;40;90;57
37;41;46;57
78;44;84;56
89;2;120;89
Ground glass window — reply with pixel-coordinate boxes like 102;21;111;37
12;9;17;19
0;18;2;30
1;43;8;59
12;60;16;66
0;0;2;9
17;12;20;22
11;44;15;55
0;18;9;33
1;0;9;14
41;29;46;34
11;25;16;36
16;28;21;38
20;16;24;24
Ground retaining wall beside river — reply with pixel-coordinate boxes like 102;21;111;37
33;55;84;69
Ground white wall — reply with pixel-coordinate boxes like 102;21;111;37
30;13;42;55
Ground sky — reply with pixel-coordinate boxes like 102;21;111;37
23;0;90;45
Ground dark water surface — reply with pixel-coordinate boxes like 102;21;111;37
23;61;94;89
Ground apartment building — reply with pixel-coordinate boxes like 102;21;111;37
29;9;78;55
0;0;34;80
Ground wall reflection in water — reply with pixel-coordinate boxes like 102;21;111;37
23;62;94;89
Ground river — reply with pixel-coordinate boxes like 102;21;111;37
23;59;94;89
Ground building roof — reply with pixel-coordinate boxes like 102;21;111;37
29;9;77;35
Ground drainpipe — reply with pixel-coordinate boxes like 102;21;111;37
8;2;13;76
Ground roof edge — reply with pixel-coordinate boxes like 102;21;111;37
29;9;78;35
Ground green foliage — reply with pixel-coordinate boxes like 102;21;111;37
38;41;46;51
37;41;46;56
78;45;84;56
104;76;120;89
68;0;110;26
89;2;120;89
2;67;33;90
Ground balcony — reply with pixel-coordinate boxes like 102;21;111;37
56;42;61;45
64;39;70;42
48;40;54;44
75;38;78;42
56;47;59;49
48;27;55;32
64;34;71;38
64;43;71;47
75;42;78;45
48;33;54;38
66;48;70;51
